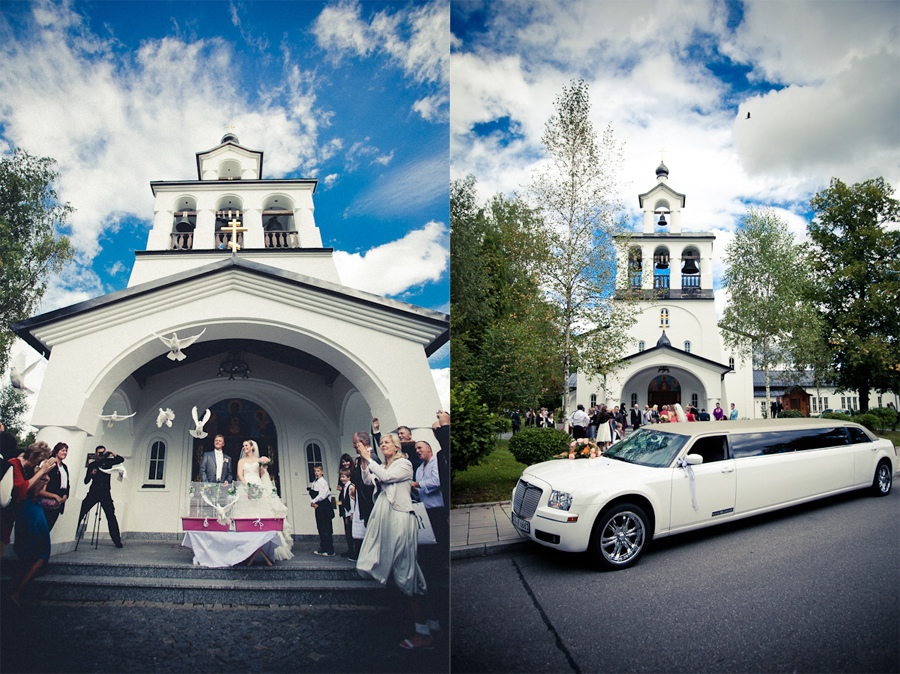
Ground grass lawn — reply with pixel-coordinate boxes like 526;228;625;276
877;430;899;447
451;439;526;506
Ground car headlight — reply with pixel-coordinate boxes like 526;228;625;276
548;490;573;511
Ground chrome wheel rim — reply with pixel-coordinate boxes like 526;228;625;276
877;464;892;493
600;511;645;565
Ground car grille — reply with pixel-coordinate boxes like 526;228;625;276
513;479;543;519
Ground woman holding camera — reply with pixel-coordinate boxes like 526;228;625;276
1;442;55;560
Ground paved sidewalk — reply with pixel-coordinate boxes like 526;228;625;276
450;501;527;560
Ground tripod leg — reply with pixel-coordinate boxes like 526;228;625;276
92;504;102;550
74;510;89;551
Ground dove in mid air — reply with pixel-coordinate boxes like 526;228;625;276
99;411;136;427
154;328;206;361
100;464;128;482
189;406;211;438
9;354;40;394
156;408;175;428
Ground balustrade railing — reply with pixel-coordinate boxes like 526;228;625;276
170;232;193;250
168;230;300;250
265;231;300;249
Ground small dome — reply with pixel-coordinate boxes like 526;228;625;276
655;161;669;178
657;330;671;347
221;131;239;144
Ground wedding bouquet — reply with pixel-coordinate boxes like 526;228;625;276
258;456;271;466
564;437;601;460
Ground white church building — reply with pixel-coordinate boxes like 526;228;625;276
569;162;754;418
13;132;448;551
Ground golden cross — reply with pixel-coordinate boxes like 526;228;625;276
222;214;247;253
225;123;235;132
659;147;667;162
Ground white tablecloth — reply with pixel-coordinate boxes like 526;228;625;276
182;530;281;568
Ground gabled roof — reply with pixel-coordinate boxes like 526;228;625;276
637;182;687;209
195;138;265;180
621;343;732;375
13;256;449;358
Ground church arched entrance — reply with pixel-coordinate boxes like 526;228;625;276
647;374;681;408
190;398;281;494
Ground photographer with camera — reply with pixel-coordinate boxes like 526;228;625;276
77;445;124;548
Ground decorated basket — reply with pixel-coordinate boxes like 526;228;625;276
233;517;284;532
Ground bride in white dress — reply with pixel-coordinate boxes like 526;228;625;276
233;440;294;561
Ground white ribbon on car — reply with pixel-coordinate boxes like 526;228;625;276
200;490;239;526
677;457;699;512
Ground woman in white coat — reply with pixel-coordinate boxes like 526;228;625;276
355;433;435;649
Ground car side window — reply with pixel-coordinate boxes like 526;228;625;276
847;426;872;444
731;428;851;459
688;436;728;463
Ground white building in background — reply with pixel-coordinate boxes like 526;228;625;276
569;162;754;418
13;133;448;551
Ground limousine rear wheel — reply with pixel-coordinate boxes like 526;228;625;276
590;503;649;570
872;460;892;496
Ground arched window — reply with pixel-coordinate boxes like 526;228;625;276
305;441;324;483
681;247;701;289
660;309;669;328
262;195;298;249
214;197;244;250
631;393;638;407
638;340;645;352
684;340;691;353
170;197;196;250
144;440;166;487
691;393;698;408
729;357;735;370
628;247;642;289
653;247;670;290
590;394;597;408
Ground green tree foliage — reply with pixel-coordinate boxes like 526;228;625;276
451;176;558;412
527;79;635;419
720;208;807;414
507;427;571;466
806;177;900;412
0;149;75;372
449;383;499;477
0;384;28;437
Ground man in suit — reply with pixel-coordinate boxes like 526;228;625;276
630;404;642;434
199;434;232;484
78;445;125;548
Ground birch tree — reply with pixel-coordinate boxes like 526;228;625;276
719;208;806;416
528;79;634;420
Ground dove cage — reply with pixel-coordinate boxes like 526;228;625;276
182;482;237;532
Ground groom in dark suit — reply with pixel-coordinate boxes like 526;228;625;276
199;434;232;483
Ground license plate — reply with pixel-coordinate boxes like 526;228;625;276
511;511;530;534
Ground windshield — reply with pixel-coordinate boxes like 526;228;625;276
604;428;688;467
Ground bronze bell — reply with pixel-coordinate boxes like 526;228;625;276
682;258;700;275
175;212;194;232
657;213;668;227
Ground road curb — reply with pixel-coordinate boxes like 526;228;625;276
450;539;528;560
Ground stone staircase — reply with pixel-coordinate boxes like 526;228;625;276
1;540;386;606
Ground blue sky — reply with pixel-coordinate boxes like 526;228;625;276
450;0;900;314
0;0;450;402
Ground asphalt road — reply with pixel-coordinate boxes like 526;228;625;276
451;489;900;673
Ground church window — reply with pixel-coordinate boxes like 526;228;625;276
638;340;645;352
170;197;196;251
144;440;166;486
681;248;700;289
691;393;698;408
217;159;242;180
878;395;882;407
630;393;638;407
590;394;597;407
653;247;670;290
659;309;669;328
628;247;642;288
305;441;325;482
262;196;299;249
823;397;828;409
684;341;691;353
729;357;735;370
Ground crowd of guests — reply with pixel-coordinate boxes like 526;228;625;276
323;412;450;650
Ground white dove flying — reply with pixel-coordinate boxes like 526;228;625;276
154;328;206;361
98;411;136;427
9;354;39;394
156;408;175;428
190;406;211;438
100;464;128;482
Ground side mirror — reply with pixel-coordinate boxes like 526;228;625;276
685;454;703;465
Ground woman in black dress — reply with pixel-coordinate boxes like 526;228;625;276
37;443;70;531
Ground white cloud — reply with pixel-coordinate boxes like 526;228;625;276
333;221;448;296
430;366;450;411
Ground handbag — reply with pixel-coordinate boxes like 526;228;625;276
38;497;62;510
411;500;436;545
0;467;13;508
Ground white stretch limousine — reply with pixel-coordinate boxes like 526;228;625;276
511;419;896;570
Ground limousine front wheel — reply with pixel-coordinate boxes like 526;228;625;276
590;503;649;570
872;460;892;496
